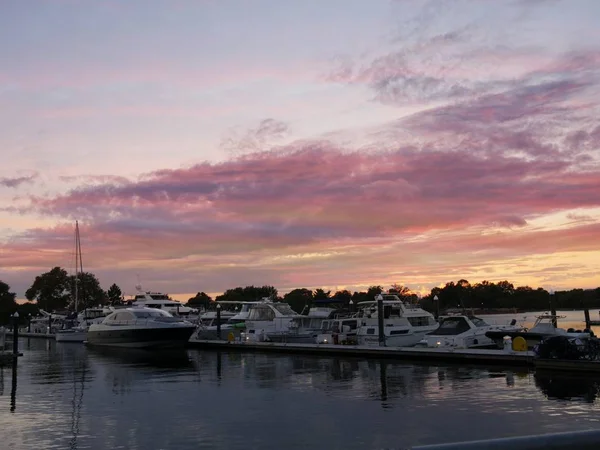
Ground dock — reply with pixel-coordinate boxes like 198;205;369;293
187;338;535;366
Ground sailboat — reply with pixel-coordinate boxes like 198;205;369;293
56;221;110;343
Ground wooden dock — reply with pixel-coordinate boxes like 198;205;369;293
187;339;535;366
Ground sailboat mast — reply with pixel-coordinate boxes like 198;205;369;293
74;220;82;314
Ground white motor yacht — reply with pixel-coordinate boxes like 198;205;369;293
354;294;439;347
416;314;521;349
129;288;198;317
267;306;337;343
242;301;302;342
86;307;196;348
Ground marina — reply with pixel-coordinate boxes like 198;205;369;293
2;337;600;450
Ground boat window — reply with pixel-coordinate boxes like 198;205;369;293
407;316;434;327
114;312;135;321
390;329;409;335
432;317;471;335
366;328;375;335
150;294;170;300
247;306;275;321
132;309;172;319
341;320;357;331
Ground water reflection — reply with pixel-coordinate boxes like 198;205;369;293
535;371;600;403
10;363;17;412
3;339;600;450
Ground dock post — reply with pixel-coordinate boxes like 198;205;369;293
377;294;385;347
549;290;557;328
584;309;591;329
27;314;31;333
12;312;19;357
216;304;221;340
48;313;52;334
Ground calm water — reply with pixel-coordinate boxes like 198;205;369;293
1;310;600;450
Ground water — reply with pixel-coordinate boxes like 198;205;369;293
1;310;600;450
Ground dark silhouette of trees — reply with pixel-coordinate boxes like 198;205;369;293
187;292;213;308
0;280;17;324
25;267;71;311
106;283;123;305
215;285;278;303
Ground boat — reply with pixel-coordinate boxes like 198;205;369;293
354;294;439;347
128;286;198;317
416;313;521;349
267;305;338;343
485;314;590;349
86;307;196;348
241;300;303;342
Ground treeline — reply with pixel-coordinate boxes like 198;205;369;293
2;267;600;325
186;280;600;314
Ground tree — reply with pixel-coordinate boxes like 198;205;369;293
216;285;278;303
106;283;123;305
0;280;17;324
283;288;313;313
331;290;352;304
187;292;212;309
68;271;107;309
26;267;71;311
313;288;331;301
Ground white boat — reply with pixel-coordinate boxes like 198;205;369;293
267;306;337;343
485;314;590;349
129;286;198;317
56;307;114;342
242;301;302;342
416;314;521;349
86;307;196;348
354;294;439;347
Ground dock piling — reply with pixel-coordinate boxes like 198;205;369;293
377;295;385;347
12;312;19;357
584;309;591;329
216;304;221;340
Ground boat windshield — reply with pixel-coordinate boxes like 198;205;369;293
470;317;489;327
431;317;472;335
132;309;173;319
273;303;296;316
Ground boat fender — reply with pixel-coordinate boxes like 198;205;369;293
512;336;527;352
503;336;513;353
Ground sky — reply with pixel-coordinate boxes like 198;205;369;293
1;0;600;301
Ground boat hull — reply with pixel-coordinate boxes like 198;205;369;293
56;330;87;342
358;330;432;348
86;326;196;349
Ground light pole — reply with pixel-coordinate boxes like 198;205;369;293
433;295;439;319
349;299;354;313
216;303;222;339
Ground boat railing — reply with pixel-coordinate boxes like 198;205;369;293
104;318;188;326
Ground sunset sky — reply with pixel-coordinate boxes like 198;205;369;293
1;0;599;301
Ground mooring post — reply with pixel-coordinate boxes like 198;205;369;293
584;309;591;329
549;289;557;328
48;313;52;334
216;303;221;340
377;294;385;347
12;312;19;357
